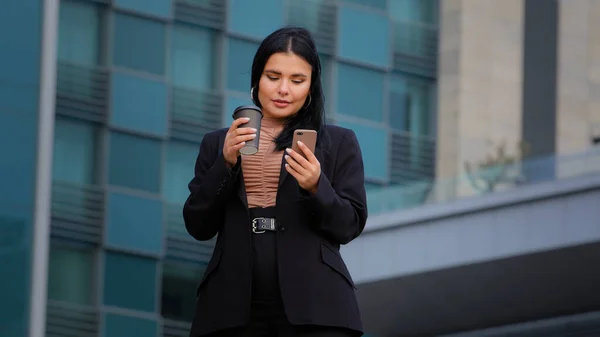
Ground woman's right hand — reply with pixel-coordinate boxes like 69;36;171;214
223;117;257;168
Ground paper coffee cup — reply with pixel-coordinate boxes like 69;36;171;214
232;105;263;155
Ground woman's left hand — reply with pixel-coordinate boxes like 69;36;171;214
285;141;321;195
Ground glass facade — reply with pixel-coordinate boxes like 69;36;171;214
0;0;43;335
0;0;438;336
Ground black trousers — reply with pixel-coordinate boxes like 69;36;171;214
204;300;358;337
205;207;358;337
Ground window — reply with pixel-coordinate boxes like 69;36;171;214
288;0;321;33
164;141;199;205
389;76;436;183
58;0;103;66
338;5;390;68
389;0;438;24
47;244;95;305
57;1;105;114
103;313;158;337
226;38;259;92
52;119;103;243
110;71;168;136
161;261;205;322
389;0;439;58
337;63;385;122
53;117;101;185
170;24;217;91
103;252;157;312
286;0;336;54
169;26;222;141
106;192;163;255
228;0;284;39
338;121;388;182
108;131;162;193
113;13;166;75
389;76;435;136
0;1;41;334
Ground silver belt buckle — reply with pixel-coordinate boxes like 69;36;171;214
252;217;276;234
252;217;266;234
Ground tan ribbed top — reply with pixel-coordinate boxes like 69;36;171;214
241;117;285;208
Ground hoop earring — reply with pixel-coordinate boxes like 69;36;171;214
250;87;255;101
304;94;312;108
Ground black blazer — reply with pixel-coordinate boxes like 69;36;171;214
183;125;368;336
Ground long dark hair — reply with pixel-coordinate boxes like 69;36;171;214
250;27;327;151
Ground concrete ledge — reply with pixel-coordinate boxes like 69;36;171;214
365;173;600;233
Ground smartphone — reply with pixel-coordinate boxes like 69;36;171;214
291;129;317;159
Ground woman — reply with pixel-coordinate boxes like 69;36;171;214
183;27;367;337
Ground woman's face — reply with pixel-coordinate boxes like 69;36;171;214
257;52;312;119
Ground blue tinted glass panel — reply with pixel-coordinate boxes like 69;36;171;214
164;142;199;204
53;118;100;184
224;95;254;127
115;0;172;19
113;13;166;75
170;25;216;91
106;192;163;255
0;207;32;337
339;5;390;68
48;245;95;305
338;121;388;181
0;112;37;204
0;1;41;335
0;95;36;337
389;0;438;24
226;38;258;92
337;63;385;122
103;252;157;312
108;132;162;193
342;0;386;9
228;0;284;39
110;72;168;137
389;76;435;136
389;76;408;131
0;80;38;115
0;4;41;93
58;1;101;65
103;313;158;337
0;12;40;116
390;0;438;57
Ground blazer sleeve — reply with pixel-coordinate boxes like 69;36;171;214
301;129;368;245
183;132;241;241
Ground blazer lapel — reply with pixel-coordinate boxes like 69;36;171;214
278;154;289;188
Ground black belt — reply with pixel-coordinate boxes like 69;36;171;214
252;217;277;234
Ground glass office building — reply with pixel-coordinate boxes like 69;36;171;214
0;0;438;336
